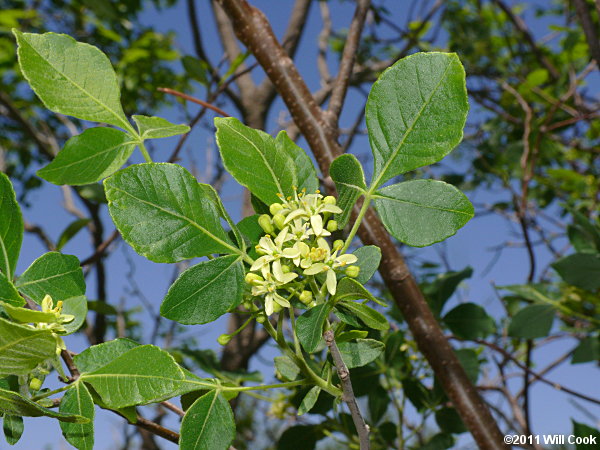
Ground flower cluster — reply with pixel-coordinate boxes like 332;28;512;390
245;189;359;315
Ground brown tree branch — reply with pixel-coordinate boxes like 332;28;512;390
324;330;370;449
326;0;371;127
158;87;231;117
573;0;600;68
215;1;507;448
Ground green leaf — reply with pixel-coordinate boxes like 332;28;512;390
74;338;139;373
1;301;57;324
13;30;130;130
277;425;323;450
374;180;474;247
0;387;88;423
368;385;389;424
16;252;85;304
330;154;366;227
56;219;90;251
296;304;331;353
180;390;235;450
508;304;554;339
0;272;24;306
274;356;300;381
572;337;600;364
337;339;384;368
59;382;95;450
420;432;455;450
79;345;186;408
181;55;208;85
336;301;389;331
0;172;23;280
423;267;473;317
352;246;381;285
3;414;24;445
60;296;88;335
37;128;136;186
336;330;369;343
366;52;468;187
160;255;244;325
552;253;600;291
104;163;237;263
435;407;467;434
572;421;600;450
333;277;382;306
0;318;56;376
215;117;306;205
454;348;480;384
237;215;262;245
197;183;245;250
298;386;321;415
276;130;319;194
443;303;495;340
132;115;190;140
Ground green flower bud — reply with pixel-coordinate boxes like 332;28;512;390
281;264;291;274
323;196;337;205
273;213;286;230
258;214;275;234
217;334;232;345
326;220;338;232
245;273;264;285
345;265;360;278
298;290;313;305
256;313;266;323
270;203;284;215
333;239;344;251
29;377;42;391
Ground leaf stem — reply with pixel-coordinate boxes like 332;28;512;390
340;194;371;254
220;379;309;393
138;142;153;163
31;383;73;401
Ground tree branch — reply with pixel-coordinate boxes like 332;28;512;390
326;0;371;127
324;330;370;449
573;0;600;68
215;1;507;448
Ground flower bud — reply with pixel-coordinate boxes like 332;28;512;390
345;265;360;278
333;239;344;251
258;214;275;234
29;377;42;391
256;313;266;323
281;264;291;274
298;290;313;305
217;334;232;345
270;203;284;215
272;213;286;230
323;196;337;205
326;220;338;233
245;272;264;285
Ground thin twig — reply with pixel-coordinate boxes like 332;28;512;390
327;0;371;126
324;330;370;449
158;88;231;117
161;401;185;417
573;0;600;67
80;230;119;267
24;222;56;251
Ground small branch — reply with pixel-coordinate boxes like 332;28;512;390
133;416;179;444
324;330;370;449
573;0;600;68
161;401;185;417
24;222;56;251
326;0;371;127
60;350;80;381
79;230;119;267
158;88;231;117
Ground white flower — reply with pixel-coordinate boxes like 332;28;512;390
250;227;299;277
251;270;297;315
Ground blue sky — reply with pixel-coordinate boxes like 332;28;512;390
10;0;599;448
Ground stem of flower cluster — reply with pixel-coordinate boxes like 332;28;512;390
340;194;371;254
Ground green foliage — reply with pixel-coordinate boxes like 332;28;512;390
0;172;23;280
296;304;331;353
443;303;495;340
179;391;235;450
507;304;555;339
132;115;190;140
0;318;56;376
366;52;468;188
16;252;85;304
104;163;239;263
330;154;367;227
59;382;95;450
160;255;244;325
374;180;474;247
0;387;88;423
351;245;381;285
552;253;600;291
0;272;24;306
338;339;385;369
37;128;137;185
2;414;24;445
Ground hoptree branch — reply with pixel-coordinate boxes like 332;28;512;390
215;1;507;447
158;87;231;117
326;0;371;127
324;330;370;449
573;0;600;68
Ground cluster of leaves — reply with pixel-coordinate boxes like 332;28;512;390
0;26;483;449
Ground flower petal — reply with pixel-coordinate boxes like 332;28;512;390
310;214;323;236
336;254;358;265
326;269;337;295
265;294;274;316
304;263;328;275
